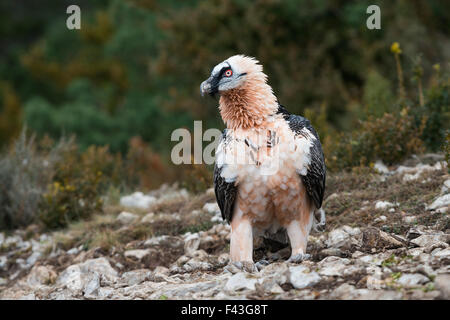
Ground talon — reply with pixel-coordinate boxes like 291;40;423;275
287;253;311;263
232;261;258;273
255;259;270;271
313;209;326;232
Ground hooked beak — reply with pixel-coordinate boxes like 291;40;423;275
200;77;218;97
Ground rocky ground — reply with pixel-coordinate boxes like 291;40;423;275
0;154;449;300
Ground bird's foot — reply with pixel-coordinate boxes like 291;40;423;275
287;253;311;264
229;261;258;273
255;259;270;271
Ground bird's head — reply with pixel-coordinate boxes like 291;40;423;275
200;55;266;97
200;55;277;130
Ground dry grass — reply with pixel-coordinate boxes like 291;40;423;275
324;166;447;234
47;193;216;253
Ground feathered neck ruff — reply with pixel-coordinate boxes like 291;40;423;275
218;57;278;130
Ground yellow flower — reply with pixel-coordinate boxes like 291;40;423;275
433;63;440;72
400;107;408;117
390;42;402;54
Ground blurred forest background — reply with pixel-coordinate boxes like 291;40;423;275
0;0;449;230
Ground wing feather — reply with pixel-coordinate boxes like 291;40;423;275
280;105;326;209
213;130;238;223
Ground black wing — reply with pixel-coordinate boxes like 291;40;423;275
214;130;238;223
278;105;326;209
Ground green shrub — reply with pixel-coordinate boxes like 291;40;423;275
0;130;61;229
327;108;425;171
39;143;112;229
412;76;449;151
362;70;396;119
0;130;124;230
0;83;22;148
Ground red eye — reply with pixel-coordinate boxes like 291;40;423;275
225;69;233;77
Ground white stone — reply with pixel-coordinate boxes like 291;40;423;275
436;207;448;213
57;258;118;293
145;235;168;246
396;162;445;182
374;161;389;174
326;229;348;248
365;266;383;279
411;234;448;248
116;211;139;225
375;215;387;222
397;273;429;287
403;172;422;181
224;272;258;292
183;259;213;272
203;202;220;214
120;192;156;209
57;265;84;292
83;273;100;297
66;247;78;255
375;201;395;210
26;251;42;267
342;225;361;236
121;269;151;286
434;274;450;299
403;216;417;224
432;248;450;258
318;256;351;276
407;247;424;257
211;214;223;223
26;265;57;287
0;256;7;271
366;276;386;289
141;212;155;223
124;249;150;260
428;194;450;211
184;233;200;256
326;226;360;248
441;179;450;194
288;265;321;289
4;235;23;248
157;188;189;203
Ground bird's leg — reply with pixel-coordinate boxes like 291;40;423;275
286;219;311;263
230;215;253;262
230;212;255;271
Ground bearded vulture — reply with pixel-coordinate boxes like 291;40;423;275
200;55;326;270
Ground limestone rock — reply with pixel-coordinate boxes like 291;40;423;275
26;265;57;288
396;273;429;287
120;192;156;209
124;249;151;260
434;274;450;299
288;265;321;289
116;211;139;225
224;272;258;292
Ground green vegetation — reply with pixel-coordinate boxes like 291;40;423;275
0;1;449;230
